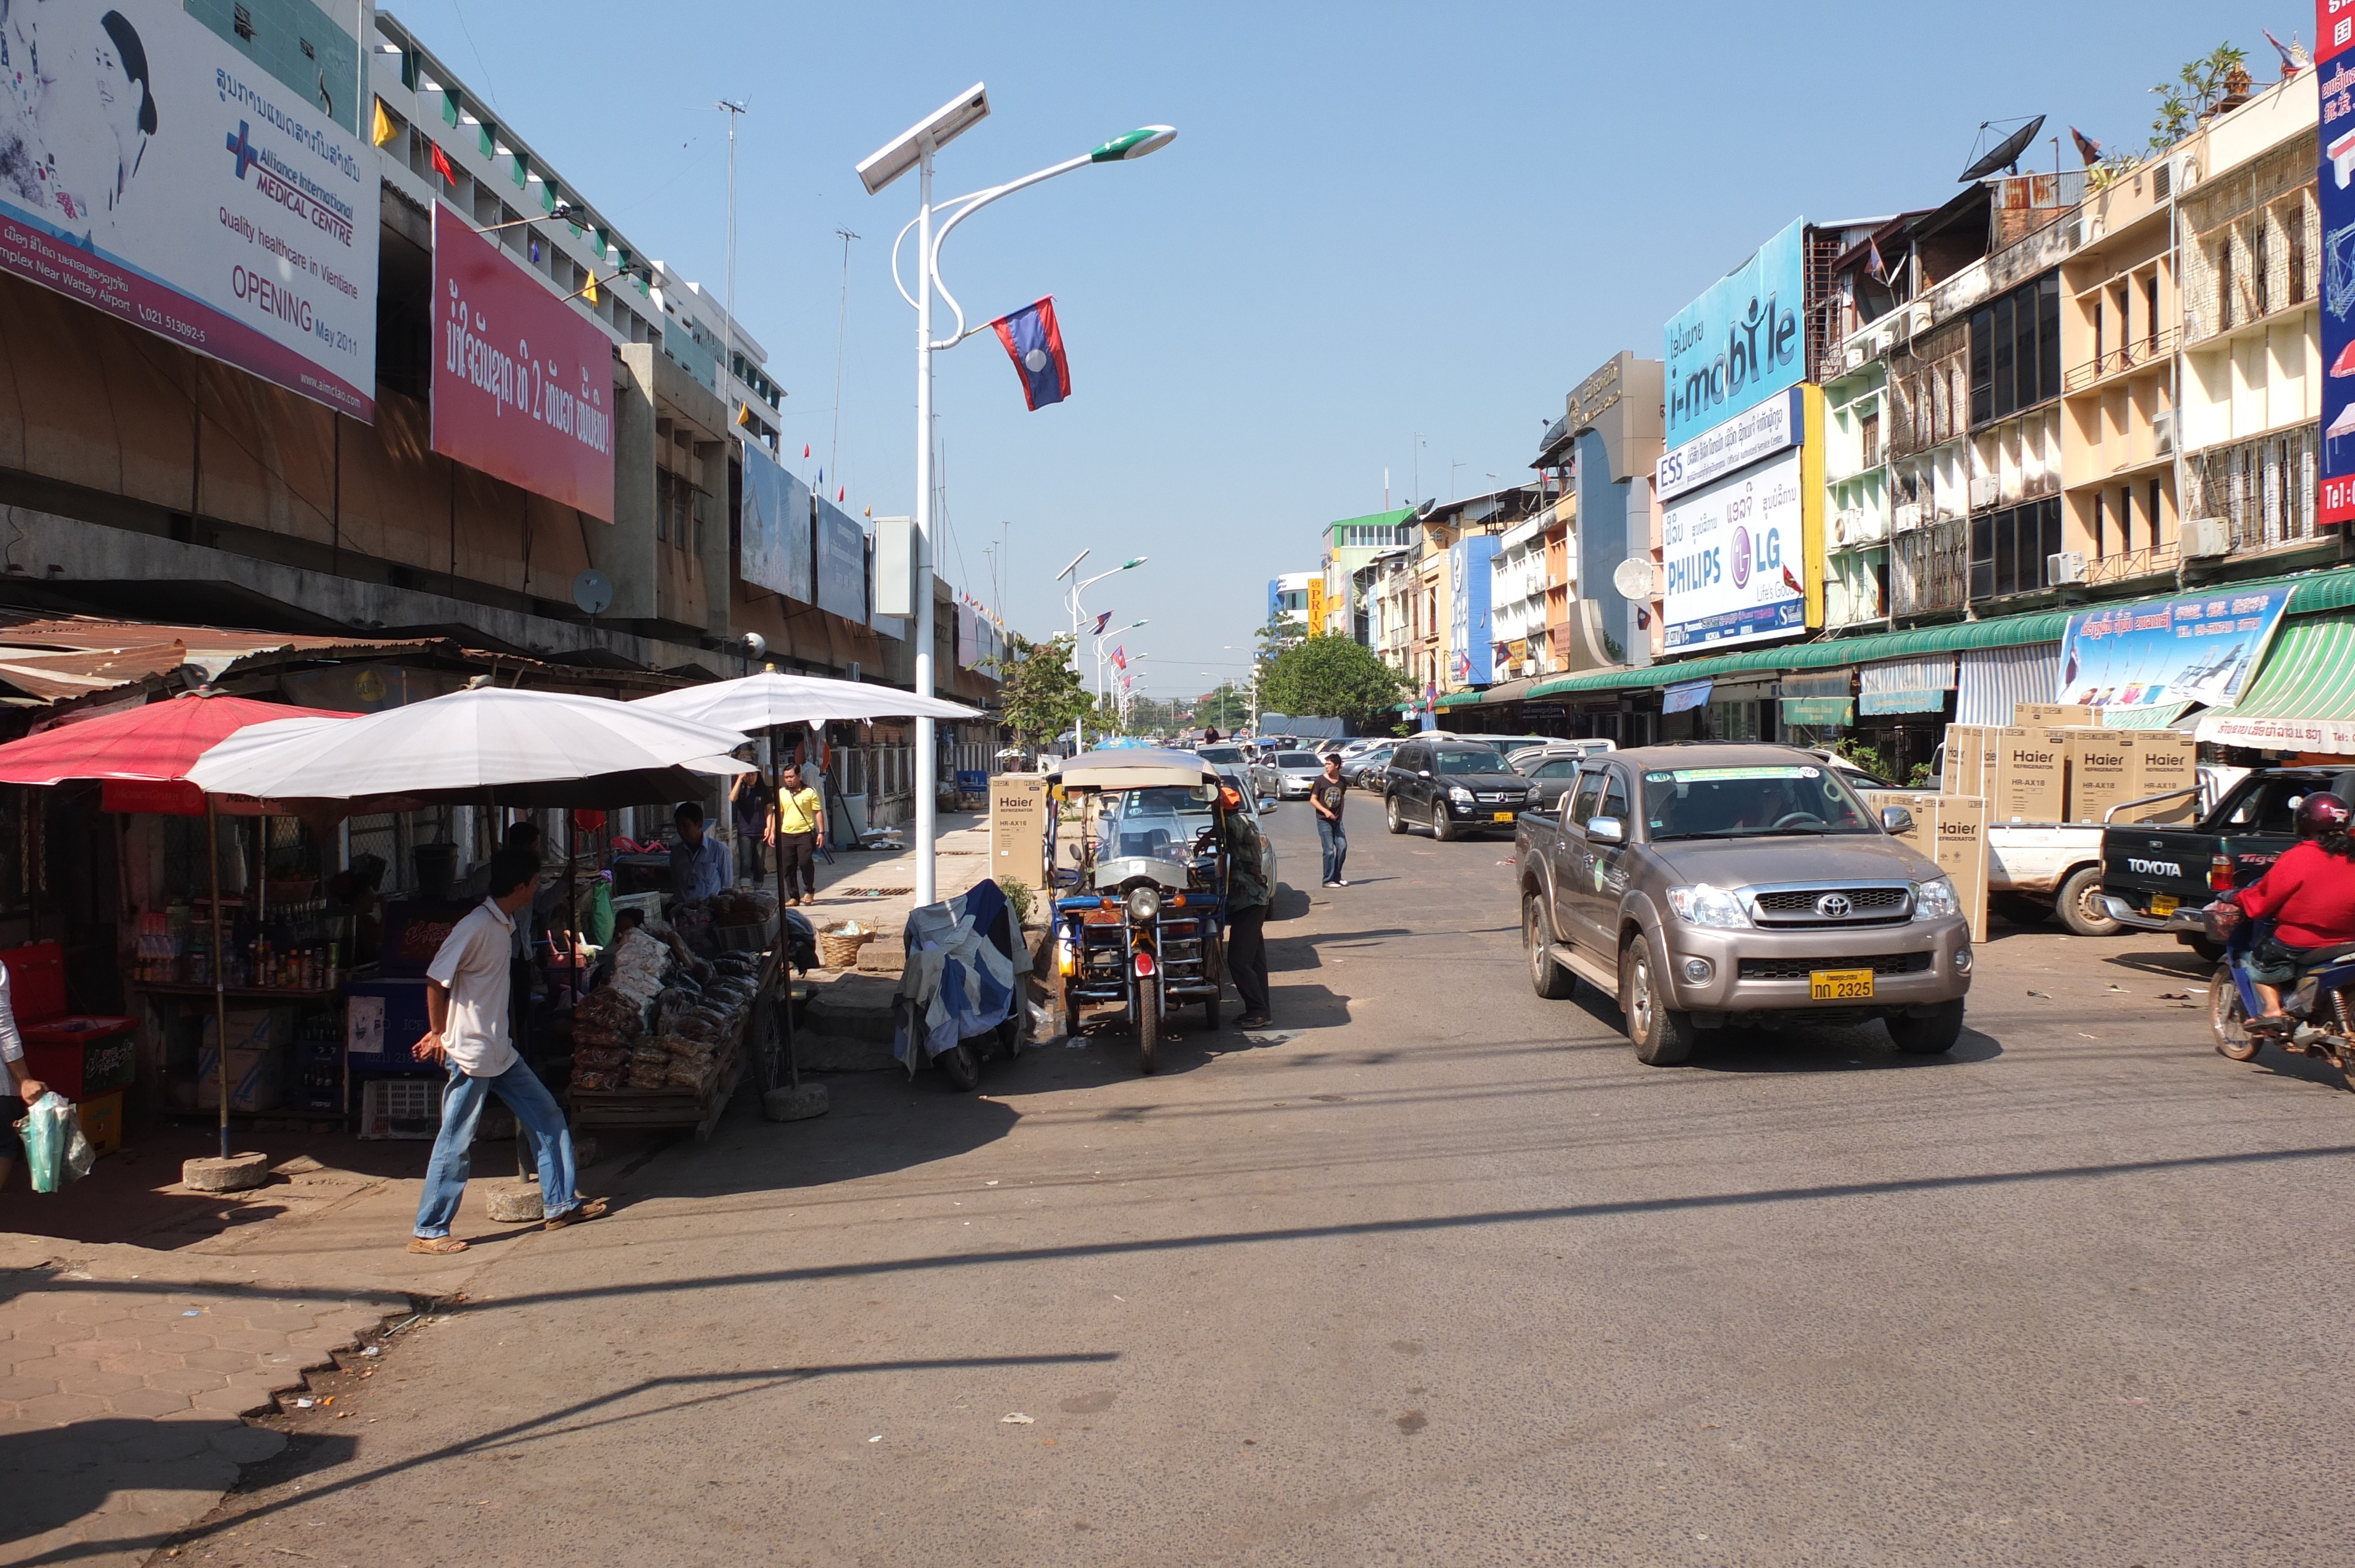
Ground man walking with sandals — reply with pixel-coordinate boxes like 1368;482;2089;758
408;849;605;1253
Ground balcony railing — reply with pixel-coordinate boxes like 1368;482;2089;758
2085;542;2180;585
2063;327;2181;394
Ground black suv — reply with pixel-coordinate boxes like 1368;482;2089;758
1384;738;1535;841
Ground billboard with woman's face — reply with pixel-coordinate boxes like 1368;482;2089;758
0;1;376;416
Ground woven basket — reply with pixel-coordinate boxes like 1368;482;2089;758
818;926;875;968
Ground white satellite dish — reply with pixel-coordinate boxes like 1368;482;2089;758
572;569;614;616
1611;558;1656;600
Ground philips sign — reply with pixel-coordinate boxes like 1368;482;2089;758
1663;218;1807;449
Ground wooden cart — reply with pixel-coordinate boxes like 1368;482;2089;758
563;945;790;1142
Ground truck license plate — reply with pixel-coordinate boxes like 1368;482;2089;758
2150;895;2179;916
1810;968;1875;1000
1491;810;1515;822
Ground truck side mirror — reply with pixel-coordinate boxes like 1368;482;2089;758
1587;816;1624;846
1880;806;1915;836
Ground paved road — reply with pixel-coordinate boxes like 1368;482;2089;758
176;798;2355;1566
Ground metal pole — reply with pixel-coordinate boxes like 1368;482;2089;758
913;140;938;907
1070;587;1086;755
205;798;230;1160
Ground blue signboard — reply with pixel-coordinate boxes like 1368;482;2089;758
2320;22;2355;523
1663;218;1807;449
1448;536;1500;686
2054;587;2293;711
738;443;814;603
814;497;868;623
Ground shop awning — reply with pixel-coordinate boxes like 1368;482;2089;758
1505;561;2355;707
2197;615;2355;755
1955;643;2061;726
1661;679;1712;714
2100;702;2197;731
1859;655;1956;715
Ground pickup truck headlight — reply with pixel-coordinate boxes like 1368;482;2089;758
1448;786;1474;805
1912;875;1961;921
1666;883;1750;929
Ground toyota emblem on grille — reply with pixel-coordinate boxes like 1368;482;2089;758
1816;893;1853;919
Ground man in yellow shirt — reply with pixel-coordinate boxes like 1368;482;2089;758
769;773;825;906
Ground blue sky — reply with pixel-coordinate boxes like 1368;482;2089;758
386;1;2304;700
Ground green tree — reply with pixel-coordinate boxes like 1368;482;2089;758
988;633;1090;749
1196;683;1247;732
2148;42;2251;152
1261;633;1409;731
1253;607;1306;685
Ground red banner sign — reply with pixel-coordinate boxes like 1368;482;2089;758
430;206;615;520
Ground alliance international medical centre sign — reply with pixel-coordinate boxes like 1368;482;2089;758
1662;217;1806;450
0;0;376;416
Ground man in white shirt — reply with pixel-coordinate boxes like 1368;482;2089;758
409;850;604;1253
669;800;734;905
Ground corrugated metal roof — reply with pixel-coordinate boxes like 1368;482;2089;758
1955;642;2062;725
1516;564;2355;705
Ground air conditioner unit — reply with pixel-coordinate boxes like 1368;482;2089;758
1843;346;1865;370
1830;511;1849;547
2046;550;2088;585
2181;517;2232;559
2171;151;2200;194
1892;502;1923;532
1969;476;2000;508
2152;410;2175;454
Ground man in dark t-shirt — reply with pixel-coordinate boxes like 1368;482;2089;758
1312;753;1349;888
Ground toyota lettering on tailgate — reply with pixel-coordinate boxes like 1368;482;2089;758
2125;858;2184;878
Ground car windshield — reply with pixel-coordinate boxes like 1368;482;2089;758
1642;764;1875;840
1528;758;1584;778
1434;750;1502;776
1278;752;1321;768
1097;785;1213;865
1198;746;1245;765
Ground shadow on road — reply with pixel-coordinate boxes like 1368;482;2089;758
2102;946;2211;981
0;1418;354;1560
1691;1022;2003;1072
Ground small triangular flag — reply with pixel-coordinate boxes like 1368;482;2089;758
372;98;397;148
430;142;456;185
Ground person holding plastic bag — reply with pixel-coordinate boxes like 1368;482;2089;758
1;960;56;1189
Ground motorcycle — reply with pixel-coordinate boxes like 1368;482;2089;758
2206;903;2355;1069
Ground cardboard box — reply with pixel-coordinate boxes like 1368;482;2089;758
1865;790;1989;942
1989;727;2067;823
988;774;1049;904
2130;731;2200;825
196;1008;293;1113
2065;727;2139;824
2015;703;2099;726
76;1089;123;1158
1942;726;1986;795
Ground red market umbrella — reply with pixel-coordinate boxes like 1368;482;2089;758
0;692;358;1162
0;691;357;796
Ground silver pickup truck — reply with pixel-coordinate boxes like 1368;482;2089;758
1514;743;1975;1064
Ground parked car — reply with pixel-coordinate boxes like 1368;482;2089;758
1252;749;1326;800
1341;739;1398;785
1502;738;1613;769
1382;738;1539;841
2099;764;2350;961
1512;749;1598;812
1196;744;1249;770
1515;743;1973;1064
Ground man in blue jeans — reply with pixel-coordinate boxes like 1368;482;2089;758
1311;752;1349;888
408;849;605;1253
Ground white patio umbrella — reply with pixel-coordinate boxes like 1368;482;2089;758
187;687;752;800
631;670;983;730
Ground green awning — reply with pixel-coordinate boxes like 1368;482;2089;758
2197;614;2355;754
1512;563;2355;707
1435;690;1482;709
2099;702;2195;730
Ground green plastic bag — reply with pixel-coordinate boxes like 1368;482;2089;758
585;878;614;948
16;1092;92;1193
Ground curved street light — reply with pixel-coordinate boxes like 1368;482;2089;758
858;87;1175;903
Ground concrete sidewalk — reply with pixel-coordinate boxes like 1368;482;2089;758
0;1131;581;1566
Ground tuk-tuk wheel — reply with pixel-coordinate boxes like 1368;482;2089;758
1061;979;1083;1041
1202;994;1220;1031
1139;996;1160;1075
938;1042;981;1091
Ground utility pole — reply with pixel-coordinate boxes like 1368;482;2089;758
716;100;747;426
829;228;858;481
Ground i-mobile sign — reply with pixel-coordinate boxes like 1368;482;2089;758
0;1;376;417
2321;0;2355;521
431;205;615;519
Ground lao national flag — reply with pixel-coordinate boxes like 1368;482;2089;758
1091;611;1112;636
990;297;1071;411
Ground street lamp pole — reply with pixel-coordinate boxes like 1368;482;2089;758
860;89;1172;904
1059;555;1146;753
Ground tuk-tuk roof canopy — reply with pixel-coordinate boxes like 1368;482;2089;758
1047;747;1220;790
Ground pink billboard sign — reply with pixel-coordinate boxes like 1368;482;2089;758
431;205;615;520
